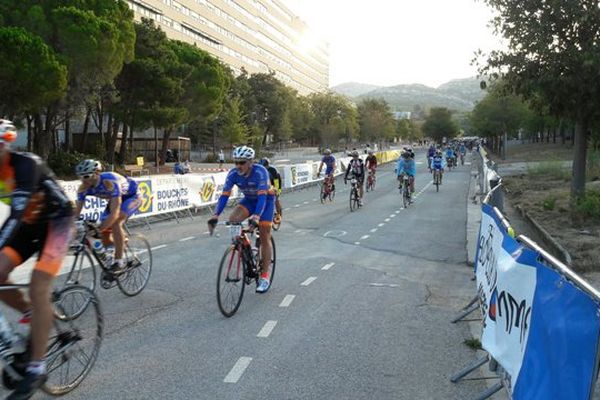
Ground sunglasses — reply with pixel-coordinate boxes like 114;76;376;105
79;174;93;180
235;161;248;166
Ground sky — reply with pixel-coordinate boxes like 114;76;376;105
284;0;502;88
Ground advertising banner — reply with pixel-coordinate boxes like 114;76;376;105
475;204;600;399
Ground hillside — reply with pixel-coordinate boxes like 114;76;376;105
331;77;485;112
330;82;382;97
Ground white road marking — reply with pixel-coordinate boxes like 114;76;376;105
257;320;278;338
354;241;361;245
179;236;195;242
224;357;253;383
390;214;396;218
324;230;347;238
301;277;317;286
313;199;318;202
321;263;335;270
369;283;400;288
370;228;378;233
378;223;385;227
279;295;296;307
294;204;301;208
385;218;390;222
284;208;291;212
360;235;370;240
395;211;401;214
303;201;309;205
151;245;167;251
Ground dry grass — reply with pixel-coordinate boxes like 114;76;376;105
491;142;574;163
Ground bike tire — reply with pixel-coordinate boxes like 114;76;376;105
320;183;326;204
59;248;97;294
403;188;409;208
43;285;103;395
217;245;246;317
349;189;357;212
256;236;276;291
329;188;335;201
117;234;153;296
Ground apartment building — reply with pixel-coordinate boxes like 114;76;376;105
126;0;329;95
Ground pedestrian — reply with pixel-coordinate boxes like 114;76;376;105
218;149;225;169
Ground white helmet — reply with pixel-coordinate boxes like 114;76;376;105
75;159;102;176
232;145;255;161
0;119;17;143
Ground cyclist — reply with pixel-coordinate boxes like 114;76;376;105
208;146;275;293
459;142;467;164
317;149;336;199
396;150;416;198
344;150;365;206
0;120;74;399
74;160;142;272
430;149;446;184
427;145;436;168
445;146;456;168
365;150;377;189
259;158;282;225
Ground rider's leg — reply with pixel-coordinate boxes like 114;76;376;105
258;222;272;277
228;203;251;223
410;176;415;193
275;197;282;216
111;213;128;262
0;251;29;313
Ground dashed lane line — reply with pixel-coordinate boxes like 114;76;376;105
360;235;370;240
370;228;378;233
224;357;253;383
354;242;361;245
179;236;195;242
279;295;296;307
321;263;335;270
384;218;391;222
151;244;167;251
257;320;278;338
301;277;318;286
378;223;385;227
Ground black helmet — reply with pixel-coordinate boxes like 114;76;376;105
259;158;270;167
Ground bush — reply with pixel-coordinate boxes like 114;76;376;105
542;196;557;211
577;190;600;220
527;160;570;180
47;150;98;179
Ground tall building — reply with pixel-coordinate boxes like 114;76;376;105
126;0;329;95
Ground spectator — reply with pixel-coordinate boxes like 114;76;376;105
182;160;191;174
218;149;225;169
174;161;184;175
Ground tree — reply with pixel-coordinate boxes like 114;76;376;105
220;96;247;147
422;108;459;143
479;0;600;201
308;92;356;147
357;98;396;144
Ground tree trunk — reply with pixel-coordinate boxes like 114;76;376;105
161;128;172;166
560;119;566;145
64;116;70;151
118;123;129;165
26;115;33;152
571;117;588;203
81;108;91;153
553;127;557;144
571;126;575;146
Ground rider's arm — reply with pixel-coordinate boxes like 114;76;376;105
214;172;235;216
344;162;351;180
253;167;270;217
0;155;42;249
318;161;324;175
396;158;403;176
99;196;122;231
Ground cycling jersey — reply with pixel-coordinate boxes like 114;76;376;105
345;158;365;181
321;155;336;175
0;152;73;275
431;156;446;170
427;147;436;158
215;164;275;221
266;165;281;194
365;155;378;170
459;145;467;155
445;149;455;159
77;172;138;202
396;157;416;177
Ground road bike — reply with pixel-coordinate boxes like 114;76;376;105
399;175;412;208
215;222;276;317
0;284;102;395
366;169;376;192
319;175;335;203
433;169;442;192
348;177;361;212
460;153;465;165
60;221;152;298
446;157;454;171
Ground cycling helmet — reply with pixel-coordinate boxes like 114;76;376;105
436;150;442;155
0;119;17;143
323;149;332;155
75;159;102;176
350;150;359;157
259;158;270;167
368;150;374;155
232;145;255;161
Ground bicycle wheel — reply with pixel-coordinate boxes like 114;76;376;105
329;187;335;201
256;236;276;290
349;188;357;212
58;248;97;293
217;245;246;317
402;188;409;208
320;183;326;204
117;234;152;296
371;176;376;191
43;285;103;395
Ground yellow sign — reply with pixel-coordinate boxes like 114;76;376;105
200;179;215;202
136;157;144;167
137;181;153;213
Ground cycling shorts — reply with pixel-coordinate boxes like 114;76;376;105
100;194;142;222
239;196;275;225
1;216;73;276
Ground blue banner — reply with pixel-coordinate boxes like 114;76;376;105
475;204;600;399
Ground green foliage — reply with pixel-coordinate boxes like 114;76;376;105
542;196;557;211
357;98;396;142
47;150;97;178
308;92;357;146
0;26;67;116
587;151;600;180
221;96;247;146
463;338;482;350
527;161;570;181
576;190;600;220
422;107;459;142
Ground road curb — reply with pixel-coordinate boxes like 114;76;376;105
514;204;572;265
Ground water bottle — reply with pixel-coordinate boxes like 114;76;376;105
91;238;106;262
0;313;15;358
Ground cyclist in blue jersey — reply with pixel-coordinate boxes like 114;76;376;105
396;150;417;197
74;160;142;271
445;146;456;168
317;149;336;183
427;145;436;169
429;149;446;184
207;146;276;293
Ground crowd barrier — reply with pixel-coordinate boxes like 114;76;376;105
0;150;401;223
452;148;600;400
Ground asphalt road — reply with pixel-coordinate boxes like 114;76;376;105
2;151;486;399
